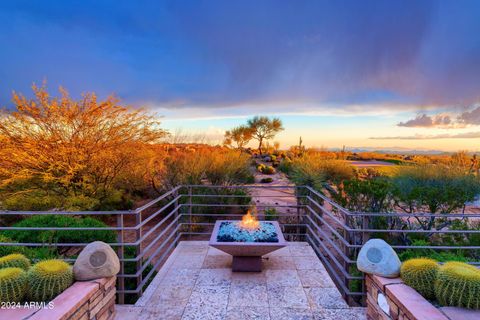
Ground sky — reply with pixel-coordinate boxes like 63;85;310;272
1;0;480;152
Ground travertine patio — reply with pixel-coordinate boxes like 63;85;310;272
115;241;366;320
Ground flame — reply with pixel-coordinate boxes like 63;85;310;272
238;210;260;230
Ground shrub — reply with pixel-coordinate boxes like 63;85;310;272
264;208;278;221
258;165;275;175
400;258;439;299
434;261;480;309
278;158;293;174
260;178;273;183
392;165;480;216
398;240;470;262
28;259;73;302
0;254;31;271
3;215;116;245
0;267;28;303
0;235;25;257
123;246;157;304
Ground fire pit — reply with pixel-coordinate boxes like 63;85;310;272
209;211;286;272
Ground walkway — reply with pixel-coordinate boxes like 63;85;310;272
115;241;366;320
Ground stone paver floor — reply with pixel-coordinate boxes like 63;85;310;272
116;241;366;320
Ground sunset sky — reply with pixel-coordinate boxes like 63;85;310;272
1;1;480;151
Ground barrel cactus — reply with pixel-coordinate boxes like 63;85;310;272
27;259;74;302
0;254;31;271
434;261;480;309
0;267;28;302
400;258;439;299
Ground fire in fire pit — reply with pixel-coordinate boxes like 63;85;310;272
239;211;260;230
217;210;279;243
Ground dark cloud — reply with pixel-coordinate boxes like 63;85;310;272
0;0;480;112
397;114;452;128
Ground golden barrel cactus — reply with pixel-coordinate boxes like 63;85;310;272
400;258;439;299
434;261;480;309
0;254;31;271
27;259;73;302
0;267;28;303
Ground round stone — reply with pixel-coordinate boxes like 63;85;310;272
73;241;120;281
356;239;401;278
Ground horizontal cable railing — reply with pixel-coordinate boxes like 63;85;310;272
1;184;479;305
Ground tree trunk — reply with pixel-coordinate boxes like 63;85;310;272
258;138;263;155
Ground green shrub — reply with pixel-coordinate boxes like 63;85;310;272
434;261;480;309
123;246;157;304
398;240;470;262
0;254;31;271
400;258;439;299
0;235;25;257
264;208;278;221
3;215;116;245
27;259;73;302
0;267;28;303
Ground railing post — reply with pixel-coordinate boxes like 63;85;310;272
136;210;143;299
188;186;192;239
174;187;180;245
117;213;125;304
343;211;352;304
296;186;302;241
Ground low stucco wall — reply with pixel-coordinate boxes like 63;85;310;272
0;276;116;320
365;274;480;320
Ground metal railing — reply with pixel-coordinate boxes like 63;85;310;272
1;184;479;305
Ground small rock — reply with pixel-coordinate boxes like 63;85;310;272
357;239;401;278
73;241;120;281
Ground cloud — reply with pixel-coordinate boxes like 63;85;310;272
370;131;480;140
397;114;452;128
458;106;480;125
1;1;480;115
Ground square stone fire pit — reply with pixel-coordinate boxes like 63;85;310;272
209;220;286;272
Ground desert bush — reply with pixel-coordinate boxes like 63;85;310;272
392;165;480;215
258;165;275;175
205;150;254;185
3;215;116;246
398;240;470;262
289;157;354;191
260;178;273;183
154;148;253;191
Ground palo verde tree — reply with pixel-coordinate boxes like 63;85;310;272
246;116;284;154
0;84;168;210
223;125;253;150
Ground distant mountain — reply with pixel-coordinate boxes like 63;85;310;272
326;146;453;155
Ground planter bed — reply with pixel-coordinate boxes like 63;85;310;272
0;276;116;320
366;274;480;320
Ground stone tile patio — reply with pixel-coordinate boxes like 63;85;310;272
117;241;366;320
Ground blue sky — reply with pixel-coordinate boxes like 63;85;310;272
1;0;480;151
